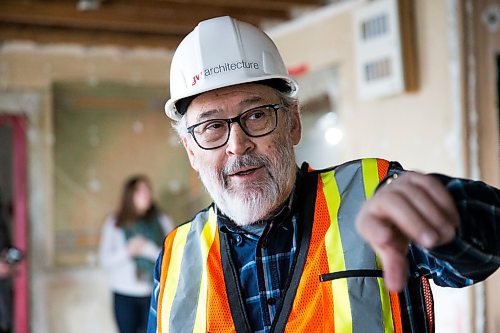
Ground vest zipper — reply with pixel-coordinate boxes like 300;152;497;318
421;276;435;333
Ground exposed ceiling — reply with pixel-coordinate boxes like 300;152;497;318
0;0;334;49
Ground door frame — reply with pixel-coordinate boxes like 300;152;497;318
0;115;29;333
461;1;500;332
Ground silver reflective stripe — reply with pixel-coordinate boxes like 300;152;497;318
169;210;210;332
334;161;385;333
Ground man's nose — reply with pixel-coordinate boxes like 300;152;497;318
225;123;254;156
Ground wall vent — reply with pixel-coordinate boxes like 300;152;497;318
361;14;389;41
353;0;417;99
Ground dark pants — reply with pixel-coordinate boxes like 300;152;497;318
0;279;12;333
113;293;150;333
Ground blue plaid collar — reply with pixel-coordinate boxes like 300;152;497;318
216;192;294;237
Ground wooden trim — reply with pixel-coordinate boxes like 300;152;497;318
461;0;500;185
0;1;289;32
0;0;328;48
461;2;500;333
0;23;183;49
398;0;419;92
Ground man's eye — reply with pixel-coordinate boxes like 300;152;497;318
247;110;265;120
201;120;225;132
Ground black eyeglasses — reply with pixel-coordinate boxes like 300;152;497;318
186;103;283;150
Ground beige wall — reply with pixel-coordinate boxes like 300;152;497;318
271;0;463;175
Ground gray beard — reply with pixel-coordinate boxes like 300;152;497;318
198;136;296;226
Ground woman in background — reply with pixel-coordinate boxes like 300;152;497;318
99;175;173;333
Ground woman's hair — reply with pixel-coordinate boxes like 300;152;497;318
115;175;159;227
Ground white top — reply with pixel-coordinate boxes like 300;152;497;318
98;213;174;297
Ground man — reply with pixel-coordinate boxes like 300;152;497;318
147;16;499;333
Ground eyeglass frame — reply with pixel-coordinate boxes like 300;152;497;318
186;103;284;150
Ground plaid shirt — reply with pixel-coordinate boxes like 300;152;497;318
217;199;297;333
147;168;500;333
409;173;500;285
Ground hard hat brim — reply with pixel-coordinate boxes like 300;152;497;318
164;74;298;121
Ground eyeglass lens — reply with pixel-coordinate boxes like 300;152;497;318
191;104;279;150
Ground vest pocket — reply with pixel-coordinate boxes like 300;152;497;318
319;269;383;282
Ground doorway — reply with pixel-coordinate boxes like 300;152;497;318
0;115;28;333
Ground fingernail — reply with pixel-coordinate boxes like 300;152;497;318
421;231;438;247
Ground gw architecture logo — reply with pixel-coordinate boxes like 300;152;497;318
192;60;260;86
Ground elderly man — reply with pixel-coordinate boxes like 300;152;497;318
147;16;499;333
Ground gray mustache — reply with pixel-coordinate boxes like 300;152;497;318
223;154;270;175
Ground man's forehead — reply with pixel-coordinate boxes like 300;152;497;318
187;83;277;119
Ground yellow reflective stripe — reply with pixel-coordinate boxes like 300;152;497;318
321;171;352;333
161;223;190;333
362;159;394;333
378;277;395;333
361;158;379;200
193;209;218;332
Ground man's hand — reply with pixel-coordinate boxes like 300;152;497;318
355;171;460;292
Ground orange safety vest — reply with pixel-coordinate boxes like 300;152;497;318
156;158;432;333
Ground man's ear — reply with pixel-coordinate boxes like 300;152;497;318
289;104;302;145
181;136;199;172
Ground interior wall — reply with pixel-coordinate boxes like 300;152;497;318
271;0;463;175
51;82;203;266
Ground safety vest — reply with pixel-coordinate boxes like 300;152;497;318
156;158;430;333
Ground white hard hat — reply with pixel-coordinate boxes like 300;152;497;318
164;16;299;120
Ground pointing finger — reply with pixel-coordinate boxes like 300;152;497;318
377;244;410;292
